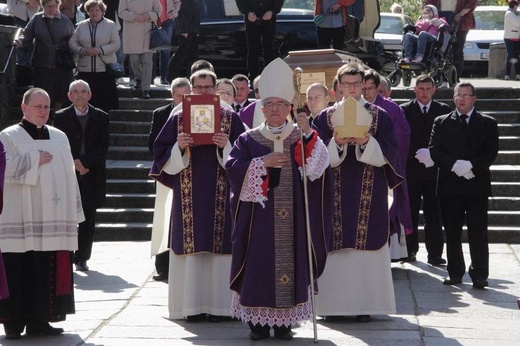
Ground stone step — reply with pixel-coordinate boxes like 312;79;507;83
487;111;520;123
414;226;520;243
494;151;520;165
116;86;171;99
106;179;155;194
94;223;151;241
118;97;170;110
111;133;149;147
489;197;520;210
105;193;155;208
491;165;520;181
96;208;153;223
492;182;520;197
107;146;151;161
110;121;151;134
106;163;151;179
109;109;154;122
497;124;520;136
498;136;520;150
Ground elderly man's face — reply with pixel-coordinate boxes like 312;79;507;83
22;93;51;127
262;97;291;127
67;83;92;110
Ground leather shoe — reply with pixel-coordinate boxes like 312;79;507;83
427;257;447;266
142;91;151;99
355;315;372;323
75;261;89;271
186;313;206;322
249;331;270;340
401;252;416;263
273;326;293;340
473;279;488;289
134;80;141;90
152;272;168;281
443;276;463;285
6;332;22;339
26;321;64;336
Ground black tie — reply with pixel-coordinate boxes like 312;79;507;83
460;114;468;126
234;104;241;113
422;106;428;115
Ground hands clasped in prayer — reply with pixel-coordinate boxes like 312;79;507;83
333;132;370;146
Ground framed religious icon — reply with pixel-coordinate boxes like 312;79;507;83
182;94;220;145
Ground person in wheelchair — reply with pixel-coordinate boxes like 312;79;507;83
401;5;447;64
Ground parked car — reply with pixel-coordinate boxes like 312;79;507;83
463;6;506;76
374;12;415;56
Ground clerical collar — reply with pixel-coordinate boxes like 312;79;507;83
266;121;286;134
20;119;49;139
74;106;89;116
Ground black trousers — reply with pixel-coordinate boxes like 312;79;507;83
75;208;97;263
317;26;345;50
245;17;277;80
440;195;489;281
155;251;169;274
167;33;199;81
406;179;444;258
452;30;468;79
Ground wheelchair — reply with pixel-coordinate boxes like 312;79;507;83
387;22;459;87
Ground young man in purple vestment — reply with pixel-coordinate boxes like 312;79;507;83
226;58;333;341
313;62;402;323
149;69;246;322
362;70;413;261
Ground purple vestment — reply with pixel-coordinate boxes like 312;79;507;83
313;102;403;251
0;141;7;300
238;99;259;129
226;126;333;311
150;107;245;255
373;94;413;236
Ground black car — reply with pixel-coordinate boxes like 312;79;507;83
197;1;317;78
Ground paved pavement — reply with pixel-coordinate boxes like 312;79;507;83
0;241;519;345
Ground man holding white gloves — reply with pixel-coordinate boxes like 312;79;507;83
429;82;499;289
402;75;451;264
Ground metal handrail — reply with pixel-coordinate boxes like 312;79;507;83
0;28;22;76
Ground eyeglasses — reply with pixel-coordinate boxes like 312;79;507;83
454;93;474;99
340;81;363;88
216;90;233;97
193;85;215;91
264;101;290;109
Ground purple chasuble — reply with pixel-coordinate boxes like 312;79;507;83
0;141;7;300
226;127;333;309
373;94;413;236
313;102;402;251
237;99;258;129
149;107;246;255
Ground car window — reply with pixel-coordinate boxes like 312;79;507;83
474;11;505;30
376;16;403;35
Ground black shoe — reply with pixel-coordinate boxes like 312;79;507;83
186;313;206;322
142;91;151;99
472;279;488;289
134;80;142;90
75;261;89;271
401;252;416;263
443;276;463;285
249;331;270;340
6;332;22;339
4;319;25;338
207;315;223;323
26;321;64;336
427;257;447;266
355;315;372;323
273;326;293;340
152;272;168;281
248;322;270;340
160;79;169;85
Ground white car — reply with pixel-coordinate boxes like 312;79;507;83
463;6;506;76
374;13;415;55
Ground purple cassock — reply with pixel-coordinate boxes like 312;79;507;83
373;94;413;236
0;141;8;300
149;107;246;255
237;99;259;129
313;102;403;251
226;127;333;310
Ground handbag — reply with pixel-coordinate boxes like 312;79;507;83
149;22;171;50
100;55;124;78
313;14;326;25
44;19;75;69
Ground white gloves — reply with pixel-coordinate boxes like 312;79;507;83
462;170;475;180
415;148;434;168
452;160;473;177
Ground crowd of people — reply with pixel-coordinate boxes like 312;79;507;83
0;0;501;342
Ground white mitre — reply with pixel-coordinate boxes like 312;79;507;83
258;58;295;103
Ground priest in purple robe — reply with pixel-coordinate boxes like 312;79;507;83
313;62;402;322
149;69;246;321
363;70;413;260
226;58;333;341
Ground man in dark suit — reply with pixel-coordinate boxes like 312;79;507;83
53;80;110;272
430;82;499;289
401;75;451;265
148;77;191;281
231;74;252;113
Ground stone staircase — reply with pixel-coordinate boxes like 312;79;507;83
91;84;520;243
